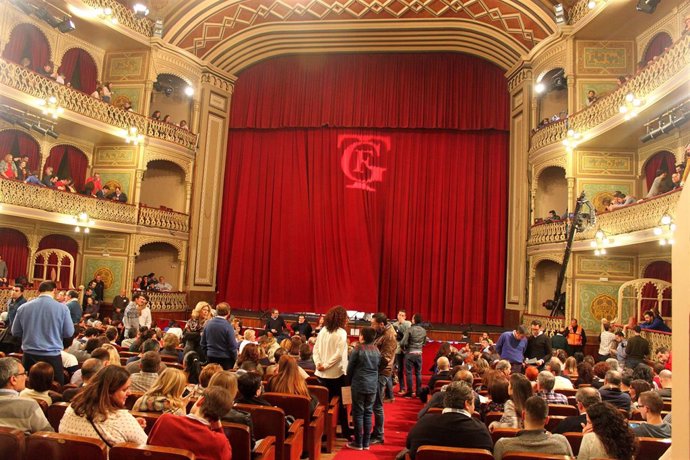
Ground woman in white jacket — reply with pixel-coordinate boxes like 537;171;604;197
313;305;351;439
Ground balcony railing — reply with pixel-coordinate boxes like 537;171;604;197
528;188;682;246
132;290;188;312
530;34;690;152
0;58;197;151
0;179;189;233
81;0;154;37
522;313;565;334
568;0;593;26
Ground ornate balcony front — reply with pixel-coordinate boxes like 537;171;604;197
0;59;197;151
528;188;682;247
530;34;690;153
81;0;155;37
0;179;189;233
134;290;188;312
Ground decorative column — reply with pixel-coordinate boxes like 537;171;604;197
186;70;235;306
566;176;576;213
504;65;533;318
184;179;193;215
142;79;155;119
178;241;187;292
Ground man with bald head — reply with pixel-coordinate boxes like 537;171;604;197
599;369;631;413
62;358;103;402
553;387;601;434
417;368;480;418
657;369;672;401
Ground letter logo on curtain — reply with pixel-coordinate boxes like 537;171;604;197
338;135;390;191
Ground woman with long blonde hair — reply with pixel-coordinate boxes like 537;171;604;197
186;301;212;332
208;371;258;448
133;368;187;415
101;343;122;367
266;355;318;414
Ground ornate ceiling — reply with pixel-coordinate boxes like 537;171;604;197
134;0;563;72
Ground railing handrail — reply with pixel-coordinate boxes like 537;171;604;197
138;203;189;217
80;0;154;37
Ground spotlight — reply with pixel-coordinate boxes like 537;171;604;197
57;17;76;33
535;82;546;94
17;119;32;130
0;112;18;124
46;127;59;139
164;86;173;97
636;0;660;14
552;75;567;90
153;19;164;37
184;86;194;97
554;4;567;24
10;0;35;15
133;3;150;17
32;123;48;135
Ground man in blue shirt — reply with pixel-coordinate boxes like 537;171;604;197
11;281;74;384
65;290;82;325
201;303;238;369
495;324;528;374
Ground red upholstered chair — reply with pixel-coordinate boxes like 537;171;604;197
125;391;144;410
427;407;442;414
637;437;672;460
566;396;577;408
306;376;320;386
545;415;567;432
630;410;644;421
547;404;578;416
160;354;179;363
263;392;325;460
46;402;70;432
416;445;494;460
554;389;577;397
0;427;25;460
501;453;574;460
26;432;107;460
129;410;161;435
307;384;337;453
235;403;304;460
110;443;195;460
491;427;520;445
222;421;276;460
563;432;583;456
432;380;451;393
484;411;504;426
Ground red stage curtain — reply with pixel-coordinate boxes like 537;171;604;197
230;53;509;131
37;234;78;288
0;130;40;171
59;48;98;94
46;145;89;191
643;33;673;66
645;151;675;190
641;261;672;317
0;228;29;281
1;23;50;72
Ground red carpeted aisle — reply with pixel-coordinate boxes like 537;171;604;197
333;393;423;460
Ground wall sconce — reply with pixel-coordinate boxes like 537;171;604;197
562;129;583;153
590;229;614;256
37;96;65;119
588;0;607;9
619;92;644;120
71;211;94;233
124;126;144;145
654;214;675;245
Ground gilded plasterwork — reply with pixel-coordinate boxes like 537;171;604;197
576;256;635;278
577;151;634;176
577;41;634;76
94;147;138;168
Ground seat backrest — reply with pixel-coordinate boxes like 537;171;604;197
435;380;451;389
110;442;195;460
129;410;161;435
501;453;573;460
306;385;329;407
427;407;443;414
416;445;493;460
306;376;320;386
160;354;179;363
0;427;25;460
637;437;672;460
46;402;70;432
547;404;578;416
554;389;577;397
263;393;312;424
235;403;286;445
26;431;107;460
125;392;144;410
545;416;567;432
222;421;252;460
491;427;520;445
484;411;504;425
563;432;583;456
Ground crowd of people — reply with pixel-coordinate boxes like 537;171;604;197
150;110;190;131
131;273;173;292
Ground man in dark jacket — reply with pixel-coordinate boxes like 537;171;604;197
89;275;105;301
405;381;493;459
1;285;26;353
370;312;398;445
201;303;238;369
400;314;427;397
291;314;313;338
598;370;631;413
553;387;601;434
526;319;552;368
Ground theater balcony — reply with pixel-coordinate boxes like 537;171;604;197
0;178;190;234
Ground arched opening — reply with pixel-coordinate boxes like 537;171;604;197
535;166;567;221
643;150;675;197
0;228;29;283
642;261;672;317
45;145;89;191
59;48;98;94
134;242;180;292
2;23;51;72
140;160;186;211
535;68;568;129
149;73;193;127
37;234;79;288
642;32;673;66
0;129;40;172
533;260;561;313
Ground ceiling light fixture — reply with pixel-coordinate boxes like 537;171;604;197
95;7;118;25
124;126;144;145
133;3;150;17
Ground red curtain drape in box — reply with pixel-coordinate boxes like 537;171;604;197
46;145;89;191
37;234;78;288
218;53;509;325
0;228;29;281
0;130;40;170
59;48;98;94
1;23;50;72
645;151;676;191
641;261;672;318
643;33;673;66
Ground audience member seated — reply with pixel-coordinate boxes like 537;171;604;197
235;343;263;376
535;371;568;405
655;347;671;371
493;396;573;460
639;309;671;332
131;351;162;393
404;381;493;459
59;366;148;445
265;355;317;414
186;363;222;399
71;348;111;386
154;276;173;292
545;210;561;222
591;361;609;389
598;370;631;413
0;357;53;434
18;361;55;405
160;333;182;362
109;186;128;202
235;371;272;406
577;401;637;460
125;339;167;374
208;371;256;448
183;351;202;387
656;369;671;400
645;169;670;198
147;386;232;460
133;368;187;415
554;386;601;434
629;379;652;410
297;343;316;371
418;356;451;403
62;358;103;403
480;379;509;422
576;362;594;386
633;391;671;438
489;373;533;430
291;314;313;338
546;358;573;390
418;368;476;419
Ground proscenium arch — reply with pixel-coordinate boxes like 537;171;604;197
203;20;530;73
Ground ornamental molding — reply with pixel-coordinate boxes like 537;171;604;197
532;40;567;81
635;7;681;58
144;150;193;182
133;235;185;258
533;155;567;182
150;45;203;87
638;258;671;277
46;141;94;166
530;253;563;278
508;67;533;92
200;71;235;93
